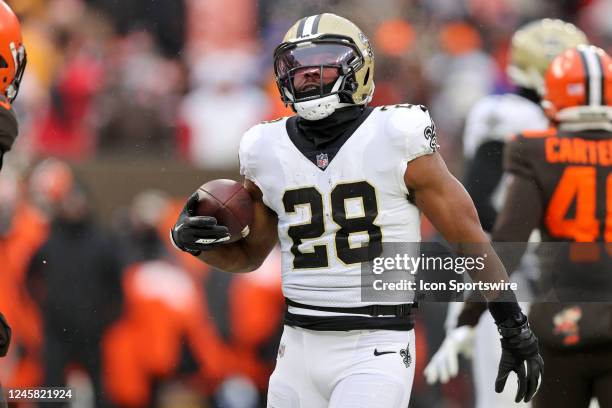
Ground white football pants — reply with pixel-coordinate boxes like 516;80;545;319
267;326;416;408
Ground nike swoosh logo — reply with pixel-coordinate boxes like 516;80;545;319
195;235;230;244
373;349;396;356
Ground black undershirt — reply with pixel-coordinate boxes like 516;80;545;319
464;88;542;232
464;140;505;232
515;87;541;105
287;106;374;169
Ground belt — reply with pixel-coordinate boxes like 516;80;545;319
285;298;415;319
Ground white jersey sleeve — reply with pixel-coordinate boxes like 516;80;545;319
384;105;439;194
463;94;548;160
238;118;289;210
238;123;260;184
387;105;439;160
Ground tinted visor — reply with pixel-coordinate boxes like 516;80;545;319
275;42;359;79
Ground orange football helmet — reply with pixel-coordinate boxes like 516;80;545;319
542;45;612;125
0;1;25;102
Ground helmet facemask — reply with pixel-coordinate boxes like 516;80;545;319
4;43;26;103
274;36;365;120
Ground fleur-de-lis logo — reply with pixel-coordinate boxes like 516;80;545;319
399;343;411;368
278;343;286;358
423;120;439;152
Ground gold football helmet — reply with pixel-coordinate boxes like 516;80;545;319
507;18;588;95
273;13;374;120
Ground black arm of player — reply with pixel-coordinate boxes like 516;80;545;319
491;174;543;243
405;152;543;403
172;179;278;273
464;141;505;232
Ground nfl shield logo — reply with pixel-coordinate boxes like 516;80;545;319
316;153;329;169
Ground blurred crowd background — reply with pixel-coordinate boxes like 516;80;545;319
0;0;611;407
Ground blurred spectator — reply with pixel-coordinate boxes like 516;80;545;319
103;259;231;407
31;24;106;159
97;31;185;158
86;0;187;58
425;22;498;148
103;192;234;407
185;0;257;55
180;51;267;169
0;166;48;390
26;160;122;407
114;189;171;265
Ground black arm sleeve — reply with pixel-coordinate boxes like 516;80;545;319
463;141;505;232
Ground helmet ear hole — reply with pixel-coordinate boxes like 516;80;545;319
0;57;7;69
363;68;370;85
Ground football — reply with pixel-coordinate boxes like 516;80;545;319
195;179;254;243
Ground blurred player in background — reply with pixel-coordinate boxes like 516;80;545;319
0;1;26;407
425;19;587;408
498;44;612;408
443;44;612;408
172;13;543;407
26;159;123;407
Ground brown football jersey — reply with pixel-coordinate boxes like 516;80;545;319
505;128;612;301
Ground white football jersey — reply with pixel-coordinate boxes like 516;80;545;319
463;93;548;160
239;105;437;308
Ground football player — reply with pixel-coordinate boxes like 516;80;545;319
0;2;26;407
171;14;543;407
0;0;25;171
447;45;612;407
425;19;587;407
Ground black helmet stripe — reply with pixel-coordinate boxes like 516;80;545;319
298;15;321;37
596;52;606;106
578;47;603;105
578;49;590;104
311;14;322;35
296;17;308;37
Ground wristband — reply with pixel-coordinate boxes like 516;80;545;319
487;289;523;326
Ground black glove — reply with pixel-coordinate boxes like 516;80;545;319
0;313;11;357
170;193;230;256
495;314;544;403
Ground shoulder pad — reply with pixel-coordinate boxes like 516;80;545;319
239;118;288;182
381;104;439;161
239;123;265;181
463;93;548;159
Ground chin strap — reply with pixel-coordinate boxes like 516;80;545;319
294;94;354;120
291;72;357;120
